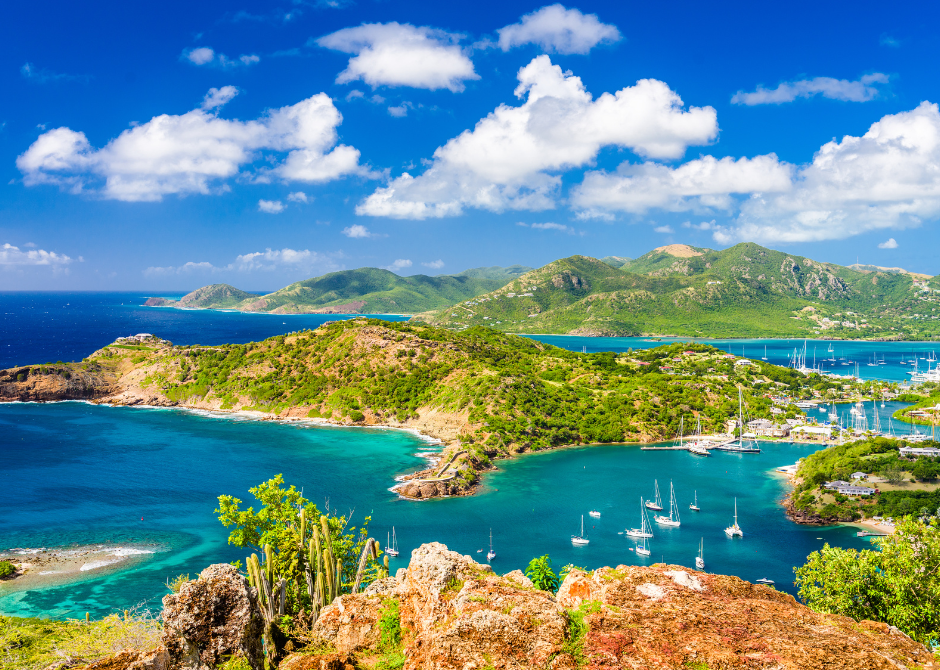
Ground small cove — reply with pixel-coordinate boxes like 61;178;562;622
1;401;875;619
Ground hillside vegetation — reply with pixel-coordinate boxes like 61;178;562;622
148;266;531;315
424;243;940;339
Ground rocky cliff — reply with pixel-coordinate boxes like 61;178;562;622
74;543;934;670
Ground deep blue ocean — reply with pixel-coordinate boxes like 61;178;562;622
0;293;932;619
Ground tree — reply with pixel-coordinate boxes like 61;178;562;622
794;517;940;644
880;465;905;485
525;554;559;593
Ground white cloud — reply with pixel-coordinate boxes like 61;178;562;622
422;259;444;269
654;225;674;233
880;34;901;48
717;102;940;243
383;259;412;271
388;104;409;117
287;191;309;203
183;47;260;68
358;55;717;219
21;62;88;84
18;90;367;201
731;73;889;105
0;243;73;266
518;221;574;234
878;238;898;249
144;248;341;276
682;220;717;231
572;155;793;216
497;4;621;54
345;90;365;101
258;199;285;213
342;224;374;238
202;86;239;110
317;22;478;91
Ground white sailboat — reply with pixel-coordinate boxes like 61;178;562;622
487;528;496;561
712;388;760;453
626;496;653;538
385;527;399;557
645;480;663;511
571;515;590;546
686;416;710;456
635;531;651;557
689;491;700;511
724;498;743;537
654;481;681;527
762;345;767;361
695;538;704;570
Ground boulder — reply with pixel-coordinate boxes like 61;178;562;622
74;648;169;670
310;594;383;654
278;652;357;670
160;563;264;670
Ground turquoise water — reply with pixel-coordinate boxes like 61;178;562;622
0;402;875;619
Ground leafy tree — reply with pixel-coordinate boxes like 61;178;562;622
525;554;559;592
0;560;14;578
795;517;940;644
880;465;905;485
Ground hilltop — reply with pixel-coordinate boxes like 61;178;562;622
424;243;940;339
146;265;531;315
0;321;852;499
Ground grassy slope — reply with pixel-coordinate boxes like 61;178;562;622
424;243;940;339
78;321;851;469
164;267;530;315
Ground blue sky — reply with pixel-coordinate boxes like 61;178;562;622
2;0;940;290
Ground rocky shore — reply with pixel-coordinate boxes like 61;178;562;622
65;542;934;670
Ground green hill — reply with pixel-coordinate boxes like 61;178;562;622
147;266;531;315
423;243;940;340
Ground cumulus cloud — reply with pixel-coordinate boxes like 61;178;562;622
574;102;940;243
287;191;309;203
316;22;478;91
497;4;621;54
258;199;285;213
880;34;901;48
202;86;239;110
572;155;793;216
654;225;674;233
342;224;375;238
731;73;889;105
878;238;899;248
422;259;444;269
17;90;367;201
144;248;341;276
383;259;412;271
519;221;574;233
183;47;260;68
357;55;717;219
0;243;74;267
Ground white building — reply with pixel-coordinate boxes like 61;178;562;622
900;446;940;458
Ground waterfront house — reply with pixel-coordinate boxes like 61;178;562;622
824;480;851;490
837;486;876;496
851;472;868;480
900;446;940;458
770;424;791;438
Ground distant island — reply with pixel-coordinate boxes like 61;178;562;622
146;242;940;340
0;319;887;501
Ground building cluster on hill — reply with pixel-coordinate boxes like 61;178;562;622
824;480;877;496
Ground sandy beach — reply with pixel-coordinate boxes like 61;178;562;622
0;544;161;593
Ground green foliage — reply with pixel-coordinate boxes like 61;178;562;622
0;560;14;578
560;606;590;668
165;574;189;593
795;517;940;644
378;599;402;652
0;611;161;670
524;555;559;592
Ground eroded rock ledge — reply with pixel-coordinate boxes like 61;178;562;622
73;542;932;670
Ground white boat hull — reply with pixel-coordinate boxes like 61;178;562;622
487;552;496;561
635;547;650;556
689;505;700;511
695;558;704;569
654;516;680;527
725;527;743;537
645;502;663;511
385;549;399;556
571;537;589;546
589;511;601;518
626;529;652;538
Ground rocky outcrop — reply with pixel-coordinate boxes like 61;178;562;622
0;365;118;402
75;648;169;670
161;563;264;670
143;298;174;307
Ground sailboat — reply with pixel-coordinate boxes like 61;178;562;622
487;529;496;561
645;480;664;511
689;491;700;511
712;388;761;453
695;538;704;570
571;515;590;546
762;345;767;361
626;497;653;538
687;416;710;456
827;344;835;362
724;498;743;537
385;528;399;557
635;531;651;557
654;481;681;527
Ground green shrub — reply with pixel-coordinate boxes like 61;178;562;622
524;555;559;592
348;410;365;422
0;560;15;578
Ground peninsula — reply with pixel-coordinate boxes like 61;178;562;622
1;320;864;499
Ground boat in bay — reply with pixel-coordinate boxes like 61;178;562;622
695;538;704;570
689;491;700;511
487;529;496;561
385;527;399;557
725;498;743;538
645;480;664;511
653;481;681;527
626;496;653;538
571;515;590;546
